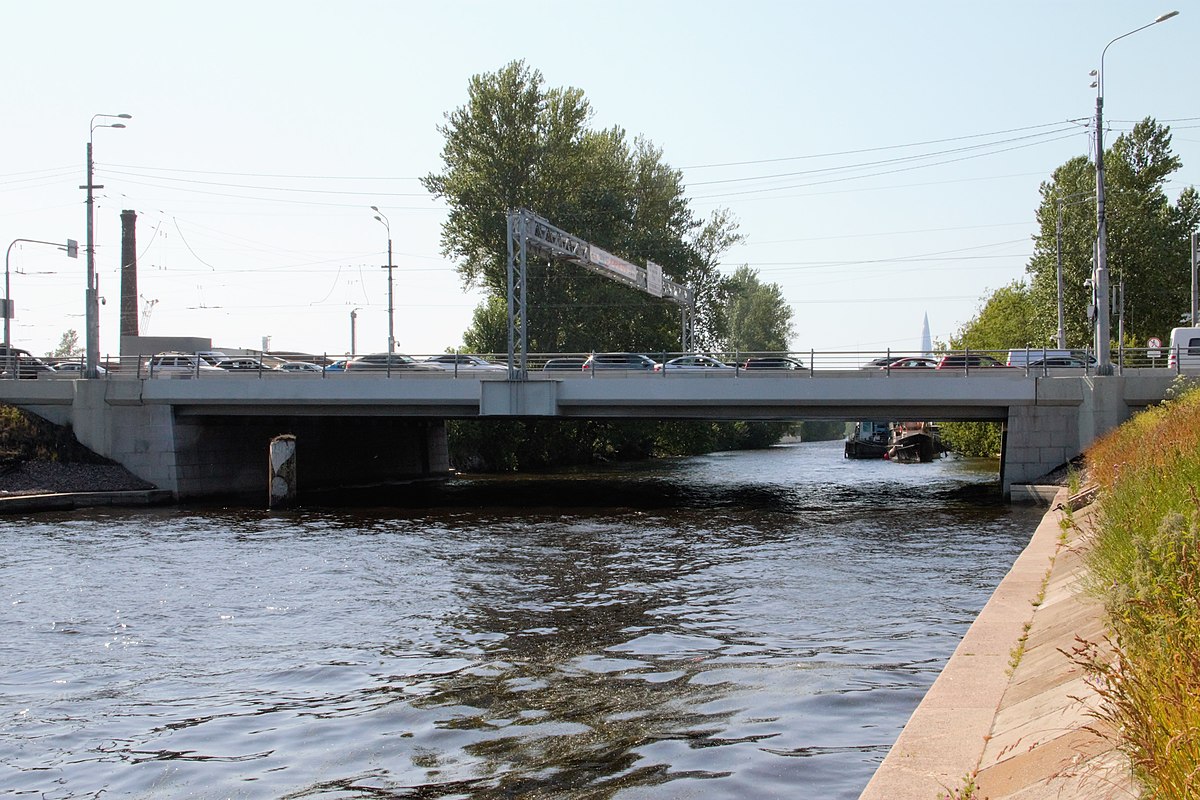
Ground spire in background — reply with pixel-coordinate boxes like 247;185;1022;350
921;313;932;356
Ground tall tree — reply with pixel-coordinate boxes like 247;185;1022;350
422;60;737;355
1026;119;1200;347
723;266;794;352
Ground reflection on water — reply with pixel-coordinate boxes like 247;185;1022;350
0;442;1042;798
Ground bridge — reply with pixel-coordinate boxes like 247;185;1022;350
0;352;1182;501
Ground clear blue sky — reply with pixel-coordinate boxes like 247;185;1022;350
3;1;1196;358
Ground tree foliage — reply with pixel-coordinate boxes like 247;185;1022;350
948;280;1038;351
422;60;739;355
723;266;794;353
49;329;82;359
1026;119;1200;347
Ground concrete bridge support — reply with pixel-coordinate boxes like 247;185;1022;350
1001;376;1161;494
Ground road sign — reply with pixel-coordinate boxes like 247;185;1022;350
1148;337;1162;348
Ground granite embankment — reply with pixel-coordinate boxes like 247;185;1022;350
860;489;1133;799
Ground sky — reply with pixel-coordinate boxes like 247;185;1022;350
3;1;1197;360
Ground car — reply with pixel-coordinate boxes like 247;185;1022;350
654;355;733;372
195;350;229;366
146;352;226;377
278;361;323;373
1025;355;1096;369
215;357;275;371
935;354;1011;370
51;360;108;375
324;358;350;372
422;354;507;372
581;353;659;371
542;357;587;371
880;357;938;370
742;356;806;370
862;355;908;369
344;353;439;372
0;347;55;379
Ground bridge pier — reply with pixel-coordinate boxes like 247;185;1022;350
1001;376;1154;495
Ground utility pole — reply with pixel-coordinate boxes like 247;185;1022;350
1192;231;1198;326
1092;11;1179;375
370;207;395;354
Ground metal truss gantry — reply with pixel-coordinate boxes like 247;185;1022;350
506;209;695;378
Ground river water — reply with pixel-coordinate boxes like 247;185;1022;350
0;441;1044;799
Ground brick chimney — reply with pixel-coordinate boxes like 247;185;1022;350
120;209;138;338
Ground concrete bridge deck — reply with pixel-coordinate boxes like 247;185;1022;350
0;368;1181;499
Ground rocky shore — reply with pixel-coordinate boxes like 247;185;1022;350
0;459;157;497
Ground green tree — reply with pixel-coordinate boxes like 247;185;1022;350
949;280;1039;351
422;60;736;355
723;265;794;353
1026;119;1200;347
50;329;82;359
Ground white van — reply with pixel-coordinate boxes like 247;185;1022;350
1168;327;1200;371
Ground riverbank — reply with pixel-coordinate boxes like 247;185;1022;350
860;488;1132;799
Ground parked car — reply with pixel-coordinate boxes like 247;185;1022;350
344;353;438;372
861;355;908;369
935;354;1011;370
542;357;587;371
422;354;507;372
1025;355;1096;369
654;355;733;372
278;361;323;373
742;356;806;370
215;357;275;371
146;352;225;377
880;357;938;370
195;350;229;366
0;347;55;379
582;353;659;371
51;360;108;375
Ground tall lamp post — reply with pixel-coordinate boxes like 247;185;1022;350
83;112;131;378
370;206;395;354
1092;11;1178;375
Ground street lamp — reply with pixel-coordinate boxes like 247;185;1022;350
1092;11;1178;375
4;238;78;376
83;112;131;378
370;206;395;354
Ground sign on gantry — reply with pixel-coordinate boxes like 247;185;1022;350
505;209;695;378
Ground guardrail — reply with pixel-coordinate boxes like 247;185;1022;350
6;348;1193;380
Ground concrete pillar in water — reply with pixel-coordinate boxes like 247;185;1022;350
269;434;297;508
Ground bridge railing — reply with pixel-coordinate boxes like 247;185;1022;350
13;348;1197;380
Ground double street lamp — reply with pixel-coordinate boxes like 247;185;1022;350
370;206;395;354
83;112;131;378
1091;11;1178;375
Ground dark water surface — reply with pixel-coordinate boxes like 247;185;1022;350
0;441;1044;799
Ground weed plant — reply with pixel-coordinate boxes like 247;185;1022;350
1075;384;1200;798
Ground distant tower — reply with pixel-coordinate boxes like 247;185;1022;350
120;210;138;339
921;313;932;356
